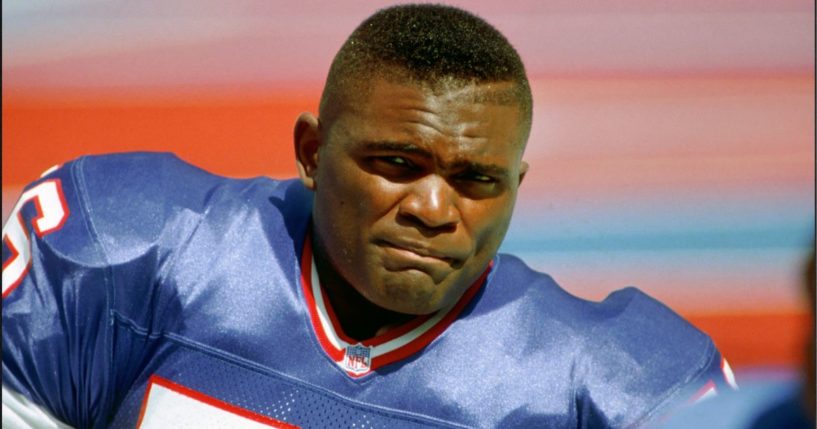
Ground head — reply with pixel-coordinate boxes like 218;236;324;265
294;4;532;315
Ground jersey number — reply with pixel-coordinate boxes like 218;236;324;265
2;179;70;298
138;376;300;428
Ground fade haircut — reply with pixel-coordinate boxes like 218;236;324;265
319;3;533;144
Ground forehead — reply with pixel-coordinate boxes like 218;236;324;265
329;78;526;162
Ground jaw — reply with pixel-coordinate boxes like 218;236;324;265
353;265;450;315
359;255;493;315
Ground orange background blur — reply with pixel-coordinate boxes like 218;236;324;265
3;1;814;375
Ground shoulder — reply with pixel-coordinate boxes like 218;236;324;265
3;151;314;344
71;150;296;202
55;151;224;212
491;253;710;350
577;284;718;408
655;378;811;429
8;151;312;273
70;151;311;214
73;151;233;221
487;254;720;426
64;152;309;260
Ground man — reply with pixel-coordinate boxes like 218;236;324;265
2;4;734;428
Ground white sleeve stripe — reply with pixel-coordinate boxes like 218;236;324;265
721;358;739;390
2;384;73;429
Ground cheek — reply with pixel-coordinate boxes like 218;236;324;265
317;165;392;237
337;169;404;220
466;198;516;251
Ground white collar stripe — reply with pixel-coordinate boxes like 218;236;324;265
301;237;489;376
310;261;345;351
310;254;456;358
371;307;449;355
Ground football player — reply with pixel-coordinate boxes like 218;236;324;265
3;4;735;428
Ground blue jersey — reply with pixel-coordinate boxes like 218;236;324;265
3;153;735;428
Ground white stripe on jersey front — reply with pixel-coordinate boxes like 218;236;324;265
2;384;73;429
372;305;450;356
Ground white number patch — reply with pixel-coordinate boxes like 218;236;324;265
2;179;69;298
137;376;299;429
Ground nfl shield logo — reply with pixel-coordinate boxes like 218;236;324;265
343;343;372;375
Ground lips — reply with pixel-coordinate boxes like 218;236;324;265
374;238;463;268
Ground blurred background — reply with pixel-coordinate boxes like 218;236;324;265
3;1;814;379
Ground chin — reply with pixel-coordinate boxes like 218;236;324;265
369;271;459;315
379;298;443;316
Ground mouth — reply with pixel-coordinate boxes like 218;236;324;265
374;239;460;268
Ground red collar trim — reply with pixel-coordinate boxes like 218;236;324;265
300;234;490;378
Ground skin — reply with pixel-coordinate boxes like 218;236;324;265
294;77;529;339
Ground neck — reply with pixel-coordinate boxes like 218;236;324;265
312;238;414;341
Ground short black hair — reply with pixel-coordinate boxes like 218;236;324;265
319;3;532;142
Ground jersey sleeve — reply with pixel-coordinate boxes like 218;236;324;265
2;159;117;428
635;308;739;426
683;350;739;403
573;287;738;428
4;152;227;428
641;347;740;427
2;152;210;428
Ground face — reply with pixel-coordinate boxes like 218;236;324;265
295;78;529;315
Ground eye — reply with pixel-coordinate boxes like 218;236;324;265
458;171;497;184
373;156;417;171
453;171;504;199
383;156;411;167
364;155;422;181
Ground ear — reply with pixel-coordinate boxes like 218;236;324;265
294;112;321;190
518;161;529;186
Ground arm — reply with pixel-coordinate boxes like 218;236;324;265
633;323;739;427
573;287;738;428
639;347;739;427
2;162;113;428
4;152;233;428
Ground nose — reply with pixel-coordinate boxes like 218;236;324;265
398;175;460;232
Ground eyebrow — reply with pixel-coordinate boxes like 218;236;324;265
449;160;509;177
361;140;432;157
360;140;510;177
